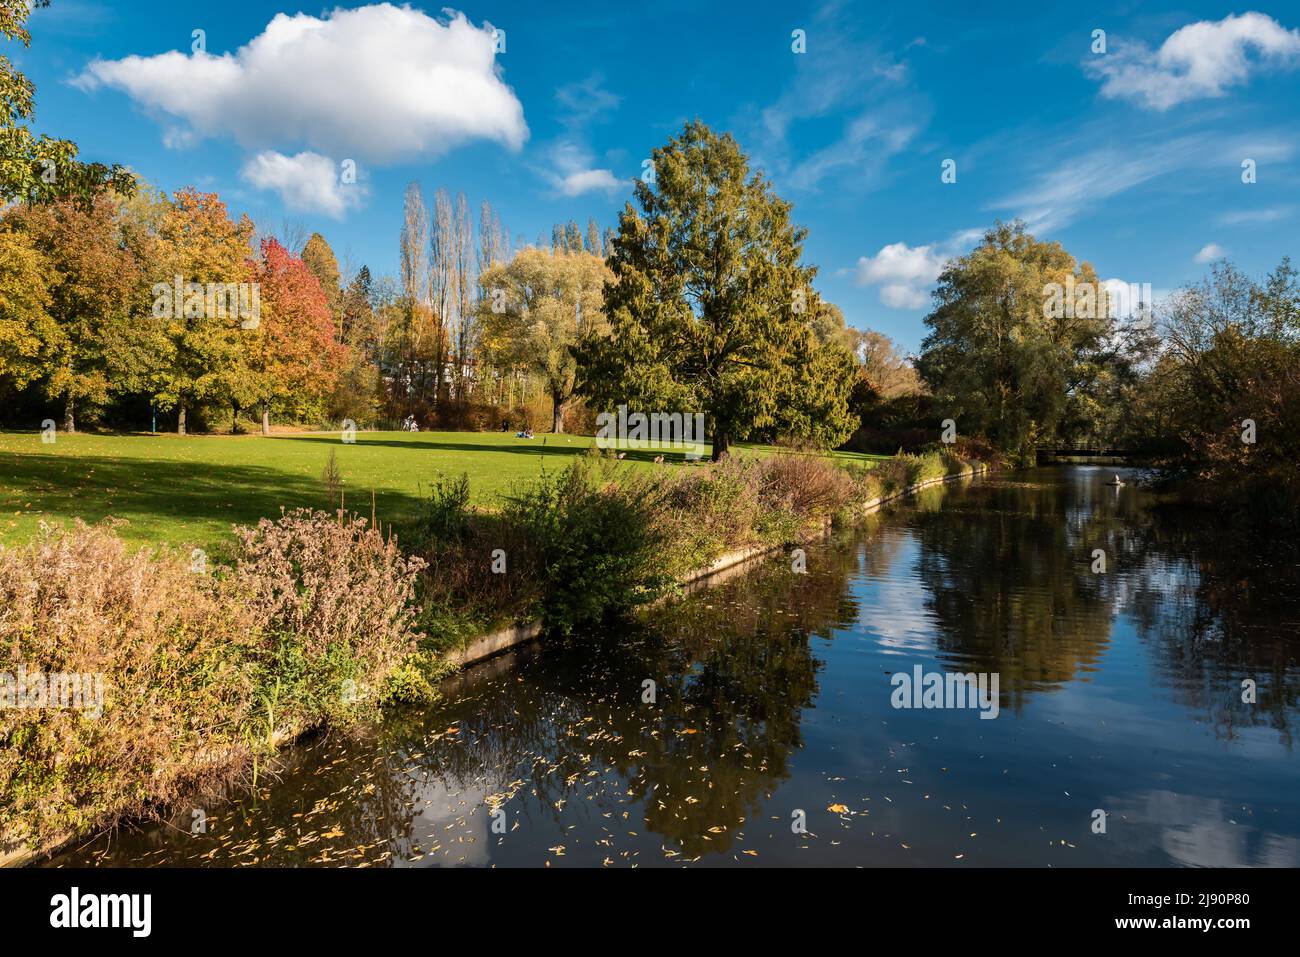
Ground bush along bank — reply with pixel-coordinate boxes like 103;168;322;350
0;445;996;863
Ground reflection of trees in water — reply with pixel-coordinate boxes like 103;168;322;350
908;476;1116;713
1122;503;1300;746
374;550;856;858
908;471;1299;742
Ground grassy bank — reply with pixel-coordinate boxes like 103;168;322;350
0;430;885;548
0;443;992;861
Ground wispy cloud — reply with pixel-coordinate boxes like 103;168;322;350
537;73;624;197
1217;205;1294;225
994;131;1295;233
746;7;928;192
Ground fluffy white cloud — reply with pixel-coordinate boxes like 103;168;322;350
557;168;622;197
854;241;949;309
240;151;364;219
1100;278;1169;319
542;141;624;198
1194;242;1226;263
1087;12;1300;110
76;5;527;163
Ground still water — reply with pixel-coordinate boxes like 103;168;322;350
50;467;1300;867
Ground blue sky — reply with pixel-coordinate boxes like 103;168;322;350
19;0;1300;352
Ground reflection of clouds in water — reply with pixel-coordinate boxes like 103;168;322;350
395;776;491;867
1133;555;1201;603
852;534;937;654
1112;789;1300;868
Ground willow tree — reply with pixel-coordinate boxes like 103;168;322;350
917;221;1110;459
575;121;854;458
479;246;611;432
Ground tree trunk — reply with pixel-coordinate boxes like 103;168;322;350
64;395;75;435
178;401;187;436
551;394;567;434
712;430;731;461
261;404;270;436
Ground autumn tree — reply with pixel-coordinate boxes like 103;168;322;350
331;264;382;424
5;195;138;431
575;121;855;457
249;238;347;432
301;232;343;331
480;247;612;432
0;226;52;392
855;330;922;399
150;188;256;434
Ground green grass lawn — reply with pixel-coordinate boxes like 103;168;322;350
0;430;884;550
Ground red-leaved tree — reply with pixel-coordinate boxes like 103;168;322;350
250;238;348;433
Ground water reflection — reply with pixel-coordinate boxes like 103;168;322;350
49;467;1300;867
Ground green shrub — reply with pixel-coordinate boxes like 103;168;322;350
503;461;675;632
409;472;473;550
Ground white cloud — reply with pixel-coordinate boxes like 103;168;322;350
854;241;951;310
1194;242;1226;263
1086;12;1300;110
1100;278;1170;319
76;4;527;163
535;75;623;197
557;168;623;197
240;151;364;218
541;141;624;198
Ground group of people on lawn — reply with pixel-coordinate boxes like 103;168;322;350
403;414;536;439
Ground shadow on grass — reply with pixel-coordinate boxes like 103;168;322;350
264;433;698;465
0;451;429;548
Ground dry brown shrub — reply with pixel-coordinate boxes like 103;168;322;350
0;521;259;856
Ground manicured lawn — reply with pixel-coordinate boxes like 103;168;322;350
0;430;884;549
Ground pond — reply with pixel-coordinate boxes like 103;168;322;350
48;467;1300;867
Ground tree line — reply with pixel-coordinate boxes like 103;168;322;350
913;220;1299;524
